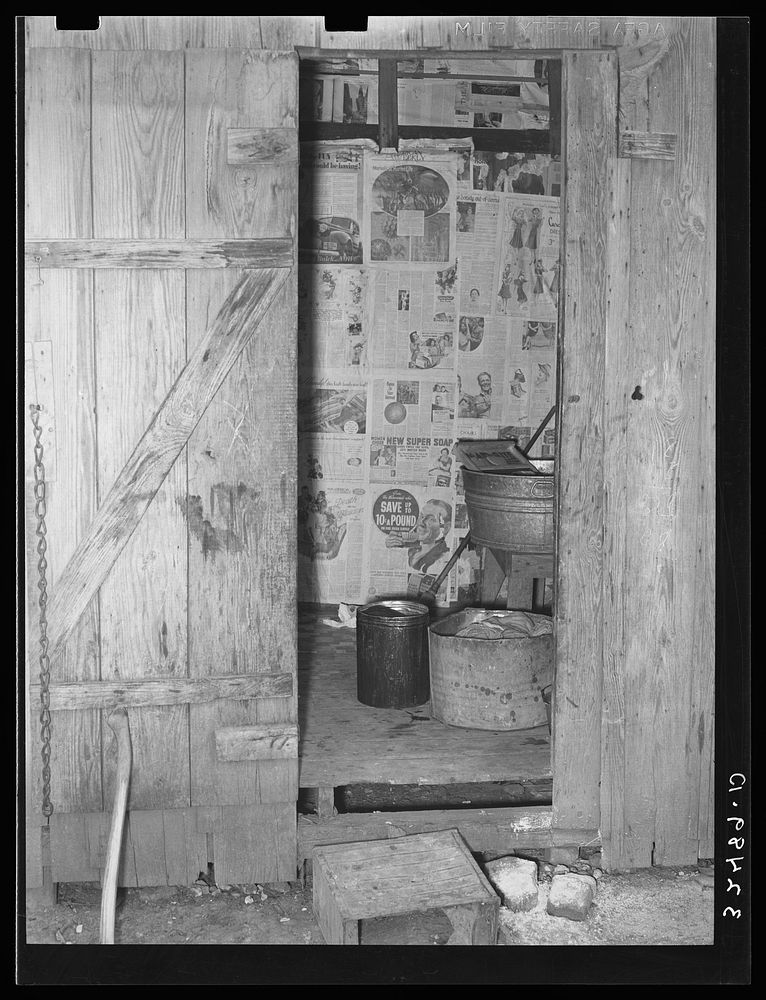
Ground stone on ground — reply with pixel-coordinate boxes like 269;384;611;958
547;873;597;921
544;846;580;866
484;857;539;912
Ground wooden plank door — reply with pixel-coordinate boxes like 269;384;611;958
24;46;299;887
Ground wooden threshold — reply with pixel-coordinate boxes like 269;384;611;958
299;805;598;863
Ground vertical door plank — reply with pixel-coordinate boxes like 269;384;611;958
553;51;617;834
601;158;637;866
25;48;92;239
92;51;185;239
25;272;102;816
185;271;298;808
90;48;189;812
24;49;99;890
185;48;298;240
184;47;298;851
95;270;189;810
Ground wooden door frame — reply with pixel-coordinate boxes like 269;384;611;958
294;45;618;847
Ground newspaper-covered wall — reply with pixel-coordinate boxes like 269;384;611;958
298;141;560;607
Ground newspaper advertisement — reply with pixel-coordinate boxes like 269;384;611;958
456;78;549;130
299;75;378;124
298;264;370;370
297;373;368;437
494;194;560;321
456;320;507;439
365;483;456;606
297;481;367;603
368;375;457;487
499;319;557;456
299;143;368;264
399;137;473;191
365;150;457;269
333;76;379;124
368;266;458;371
471;151;561;197
456;191;502;315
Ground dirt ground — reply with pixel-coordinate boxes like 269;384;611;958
23;861;713;949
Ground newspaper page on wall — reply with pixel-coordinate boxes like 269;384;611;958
364;150;457;269
297;371;368;603
364;483;456;605
296;141;560;607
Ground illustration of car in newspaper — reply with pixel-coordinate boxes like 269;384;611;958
300;215;363;263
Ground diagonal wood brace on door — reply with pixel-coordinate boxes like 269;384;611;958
44;265;292;666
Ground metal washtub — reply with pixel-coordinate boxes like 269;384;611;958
461;459;554;554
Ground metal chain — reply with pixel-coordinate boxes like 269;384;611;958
29;404;53;819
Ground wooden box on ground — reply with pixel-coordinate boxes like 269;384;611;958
312;829;499;945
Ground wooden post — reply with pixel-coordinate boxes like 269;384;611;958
378;59;398;149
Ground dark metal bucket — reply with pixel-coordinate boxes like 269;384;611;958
462;460;555;553
356;600;430;709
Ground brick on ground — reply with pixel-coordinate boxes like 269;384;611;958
484;857;539;912
546;873;597;921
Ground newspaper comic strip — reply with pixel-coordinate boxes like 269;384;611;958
299;75;378;124
368;375;457;487
365;483;455;606
298;265;370;370
365;151;457;269
494;194;560;321
299;144;368;265
368;266;457;371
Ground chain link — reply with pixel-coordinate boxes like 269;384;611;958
29;405;53;819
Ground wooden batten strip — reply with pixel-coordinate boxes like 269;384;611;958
30;672;293;711
215;724;299;762
618;130;677;160
44;268;289;666
24;239;294;269
226;127;299;164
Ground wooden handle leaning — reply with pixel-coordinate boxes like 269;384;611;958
99;707;132;945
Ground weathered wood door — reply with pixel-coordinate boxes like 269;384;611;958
24;47;299;887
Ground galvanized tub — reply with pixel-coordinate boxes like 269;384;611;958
356;600;430;709
428;609;553;730
462;459;554;553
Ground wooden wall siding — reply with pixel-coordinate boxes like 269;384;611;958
552;51;618;835
24;16;317;50
27;15;679;54
600;18;716;869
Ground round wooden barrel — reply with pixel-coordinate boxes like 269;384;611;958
428;609;553;730
356;600;430;709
